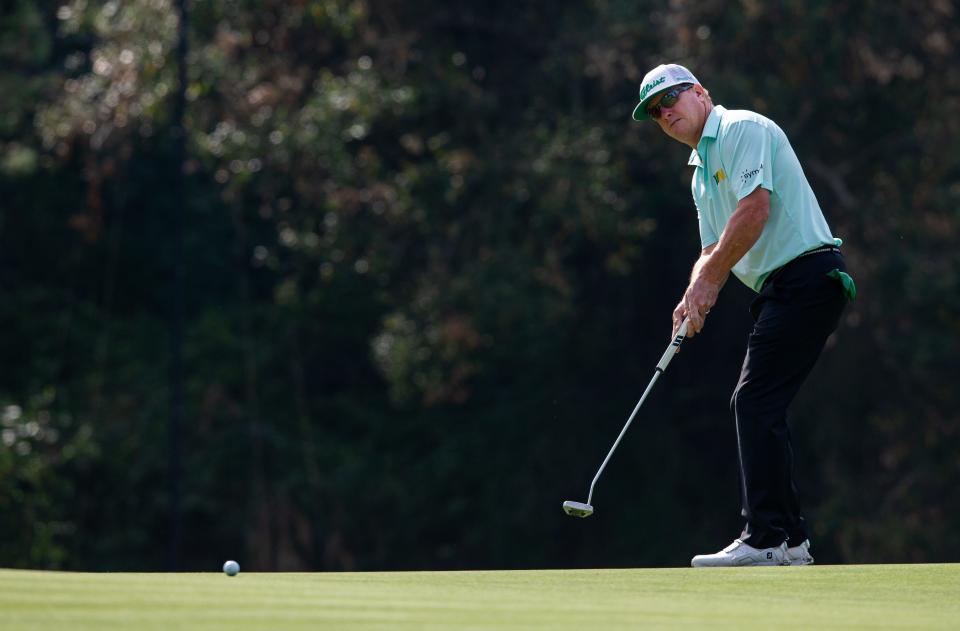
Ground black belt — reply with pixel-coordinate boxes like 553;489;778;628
795;244;840;260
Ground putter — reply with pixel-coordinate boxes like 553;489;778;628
563;318;690;518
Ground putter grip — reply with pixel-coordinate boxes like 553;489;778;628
656;318;689;372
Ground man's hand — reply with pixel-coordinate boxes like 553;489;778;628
680;274;722;337
673;187;771;338
673;247;722;338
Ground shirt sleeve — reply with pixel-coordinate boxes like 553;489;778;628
719;120;774;201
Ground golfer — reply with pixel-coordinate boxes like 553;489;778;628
632;64;855;567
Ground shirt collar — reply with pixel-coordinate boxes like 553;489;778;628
687;105;726;166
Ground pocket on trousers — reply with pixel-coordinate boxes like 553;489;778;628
826;269;856;301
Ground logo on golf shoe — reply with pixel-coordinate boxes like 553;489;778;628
766;552;773;559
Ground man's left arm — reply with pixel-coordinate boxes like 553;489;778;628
679;187;770;337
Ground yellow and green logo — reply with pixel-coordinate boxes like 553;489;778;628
713;169;726;185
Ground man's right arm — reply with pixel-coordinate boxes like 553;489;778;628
673;186;771;337
672;243;716;335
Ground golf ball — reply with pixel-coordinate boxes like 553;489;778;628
223;560;240;576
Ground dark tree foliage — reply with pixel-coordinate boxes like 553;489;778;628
1;0;957;570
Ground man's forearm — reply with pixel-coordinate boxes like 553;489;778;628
676;188;770;337
697;193;769;283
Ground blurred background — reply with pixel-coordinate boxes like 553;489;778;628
1;0;957;571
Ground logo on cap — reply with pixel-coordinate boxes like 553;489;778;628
639;76;666;100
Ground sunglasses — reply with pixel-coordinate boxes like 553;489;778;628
646;83;695;119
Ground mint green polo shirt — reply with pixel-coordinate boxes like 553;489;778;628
689;105;836;292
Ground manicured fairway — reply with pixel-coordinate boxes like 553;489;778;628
2;564;958;630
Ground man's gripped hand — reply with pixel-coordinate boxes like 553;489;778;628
674;276;721;338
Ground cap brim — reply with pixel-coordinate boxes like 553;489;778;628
632;88;669;121
632;100;651;121
632;82;698;121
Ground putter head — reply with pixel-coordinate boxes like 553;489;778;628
562;500;594;518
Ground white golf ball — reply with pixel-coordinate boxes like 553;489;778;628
223;560;240;576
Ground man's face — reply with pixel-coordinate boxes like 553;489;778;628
648;84;709;147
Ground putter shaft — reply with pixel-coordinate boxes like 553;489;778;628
583;318;689;507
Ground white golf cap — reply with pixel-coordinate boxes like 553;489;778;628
632;63;700;121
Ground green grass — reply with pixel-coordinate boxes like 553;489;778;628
2;564;959;630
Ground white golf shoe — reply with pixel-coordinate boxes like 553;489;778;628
786;539;814;565
691;539;789;567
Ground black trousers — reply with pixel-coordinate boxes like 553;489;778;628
732;249;848;549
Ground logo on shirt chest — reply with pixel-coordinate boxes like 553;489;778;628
713;169;726;185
